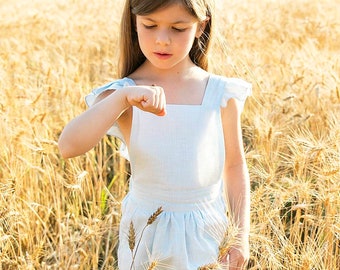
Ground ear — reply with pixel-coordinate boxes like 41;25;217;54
195;17;210;38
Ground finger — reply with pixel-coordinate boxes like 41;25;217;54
239;259;248;270
140;92;164;116
219;254;229;270
229;257;246;270
228;254;238;270
128;92;146;107
152;85;166;116
160;88;167;114
157;108;166;116
219;252;228;263
153;86;160;110
140;95;152;109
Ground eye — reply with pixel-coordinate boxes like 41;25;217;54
143;24;156;29
172;27;186;32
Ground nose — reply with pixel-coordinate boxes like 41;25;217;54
156;30;170;46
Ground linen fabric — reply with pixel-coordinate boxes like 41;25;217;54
85;75;251;269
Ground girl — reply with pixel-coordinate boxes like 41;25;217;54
58;0;251;269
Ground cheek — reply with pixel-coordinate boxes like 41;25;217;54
136;29;151;49
177;31;197;49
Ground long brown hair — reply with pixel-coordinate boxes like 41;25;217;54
118;0;214;78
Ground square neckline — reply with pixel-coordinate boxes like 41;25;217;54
124;75;213;107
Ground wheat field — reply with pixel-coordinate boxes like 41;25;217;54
0;0;339;269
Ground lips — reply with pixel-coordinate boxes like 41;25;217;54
154;52;172;60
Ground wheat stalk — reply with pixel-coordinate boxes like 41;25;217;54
129;207;163;270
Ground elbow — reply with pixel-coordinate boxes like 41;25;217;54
58;135;79;159
58;124;97;158
58;139;72;159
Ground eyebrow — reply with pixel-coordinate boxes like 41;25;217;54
142;18;191;24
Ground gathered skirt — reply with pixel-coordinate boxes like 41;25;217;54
118;180;228;270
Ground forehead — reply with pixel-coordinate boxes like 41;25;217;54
136;3;198;23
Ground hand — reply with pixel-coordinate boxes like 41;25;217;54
219;240;249;269
125;85;166;116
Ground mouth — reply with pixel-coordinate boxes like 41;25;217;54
154;52;172;59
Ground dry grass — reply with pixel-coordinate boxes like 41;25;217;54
0;0;339;269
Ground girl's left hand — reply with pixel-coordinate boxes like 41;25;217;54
219;241;249;269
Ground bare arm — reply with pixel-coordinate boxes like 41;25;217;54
58;85;166;158
221;98;250;268
58;89;130;158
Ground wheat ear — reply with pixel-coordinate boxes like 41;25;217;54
129;207;163;270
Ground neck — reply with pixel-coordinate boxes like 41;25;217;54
138;58;199;82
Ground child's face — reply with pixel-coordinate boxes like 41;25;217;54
135;3;202;71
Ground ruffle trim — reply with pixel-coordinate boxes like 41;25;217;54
220;77;252;110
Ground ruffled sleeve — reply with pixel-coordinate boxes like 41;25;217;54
220;78;252;111
85;77;134;160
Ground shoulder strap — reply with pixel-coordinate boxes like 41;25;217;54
202;74;225;108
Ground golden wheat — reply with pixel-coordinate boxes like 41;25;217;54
0;0;339;269
146;207;163;226
129;221;136;252
147;261;158;270
130;207;163;270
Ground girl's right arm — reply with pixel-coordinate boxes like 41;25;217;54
58;85;166;159
58;89;130;158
